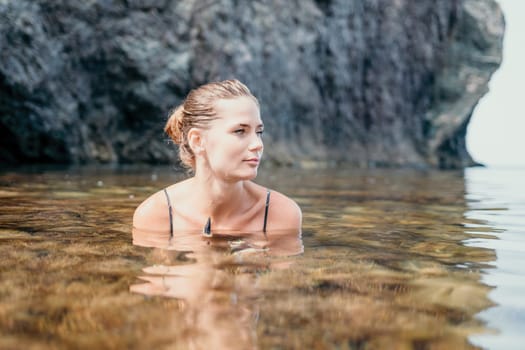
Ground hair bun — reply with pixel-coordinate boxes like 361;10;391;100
165;105;185;144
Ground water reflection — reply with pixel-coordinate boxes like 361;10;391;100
131;228;303;349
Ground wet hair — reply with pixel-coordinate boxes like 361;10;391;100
165;79;259;169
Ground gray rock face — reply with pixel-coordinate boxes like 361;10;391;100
0;0;504;168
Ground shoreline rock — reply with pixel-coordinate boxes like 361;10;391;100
0;0;504;168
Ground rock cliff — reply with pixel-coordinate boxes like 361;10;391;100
0;0;504;168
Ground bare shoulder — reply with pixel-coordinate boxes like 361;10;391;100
133;179;193;231
267;189;302;231
133;188;170;231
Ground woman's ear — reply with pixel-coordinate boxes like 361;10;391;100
187;128;205;155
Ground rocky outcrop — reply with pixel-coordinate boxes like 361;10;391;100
0;0;504;168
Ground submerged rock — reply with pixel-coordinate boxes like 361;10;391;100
0;0;504;168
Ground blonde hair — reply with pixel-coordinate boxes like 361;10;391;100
165;79;259;169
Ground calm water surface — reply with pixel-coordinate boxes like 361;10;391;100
0;165;523;349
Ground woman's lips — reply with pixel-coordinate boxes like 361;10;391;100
244;158;259;164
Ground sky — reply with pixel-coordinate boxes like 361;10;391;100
466;0;525;167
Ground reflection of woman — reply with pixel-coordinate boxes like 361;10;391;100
131;252;262;350
133;79;301;237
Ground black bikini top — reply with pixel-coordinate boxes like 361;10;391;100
163;188;271;237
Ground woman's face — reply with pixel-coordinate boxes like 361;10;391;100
202;97;264;182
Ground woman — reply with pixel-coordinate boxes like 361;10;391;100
133;79;302;237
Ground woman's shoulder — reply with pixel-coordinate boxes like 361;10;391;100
133;180;190;231
132;188;170;231
265;187;302;231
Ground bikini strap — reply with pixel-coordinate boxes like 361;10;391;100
263;190;271;233
163;188;174;238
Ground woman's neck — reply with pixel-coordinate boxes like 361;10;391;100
191;171;250;221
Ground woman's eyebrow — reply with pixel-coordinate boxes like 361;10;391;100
236;123;264;128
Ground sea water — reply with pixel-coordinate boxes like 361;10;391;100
0;165;523;349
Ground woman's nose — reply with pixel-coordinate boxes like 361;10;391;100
249;133;263;151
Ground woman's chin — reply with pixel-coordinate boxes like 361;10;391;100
241;171;258;181
233;169;258;181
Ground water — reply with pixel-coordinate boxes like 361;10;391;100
465;167;525;349
0;165;523;349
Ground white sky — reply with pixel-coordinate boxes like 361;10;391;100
466;0;525;167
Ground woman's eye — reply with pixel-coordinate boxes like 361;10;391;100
256;130;264;137
234;129;245;135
